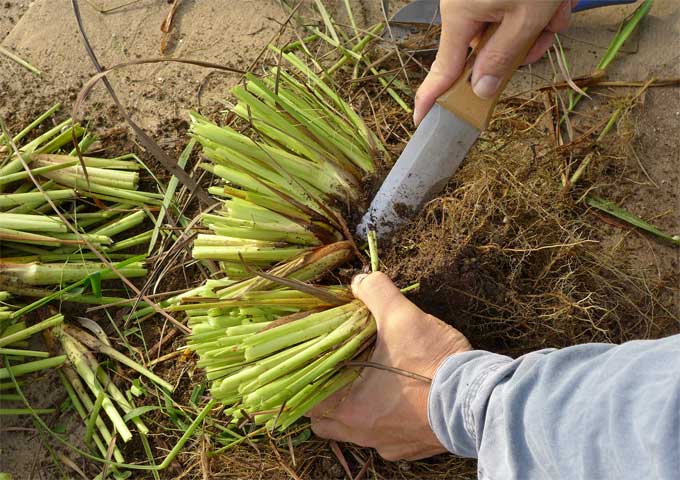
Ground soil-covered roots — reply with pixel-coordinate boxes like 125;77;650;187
383;98;678;356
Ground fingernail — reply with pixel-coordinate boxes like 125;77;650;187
412;105;420;127
352;273;369;290
472;75;501;99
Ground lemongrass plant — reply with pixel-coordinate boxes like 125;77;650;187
204;298;373;431
176;46;395;433
0;105;159;296
189;51;384;274
178;238;383;432
45;321;169;452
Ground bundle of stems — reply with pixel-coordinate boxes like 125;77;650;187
46;322;169;458
130;240;354;321
189;53;383;273
206;297;373;431
0;105;159;296
0;310;67;415
181;240;379;432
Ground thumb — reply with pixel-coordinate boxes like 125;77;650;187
351;272;423;324
471;13;552;99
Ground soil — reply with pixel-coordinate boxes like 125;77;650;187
1;0;678;479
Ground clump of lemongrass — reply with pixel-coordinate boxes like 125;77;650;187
189;52;384;273
181;239;380;432
0;106;160;297
211;297;373;431
46;322;169;448
130;240;354;321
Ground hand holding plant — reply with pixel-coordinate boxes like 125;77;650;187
309;272;472;461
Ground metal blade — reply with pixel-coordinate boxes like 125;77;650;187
357;104;479;238
382;0;441;43
390;0;440;24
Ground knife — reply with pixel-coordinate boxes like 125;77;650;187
359;0;640;238
382;0;638;44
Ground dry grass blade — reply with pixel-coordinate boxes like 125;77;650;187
160;0;182;54
239;260;352;306
0;46;42;75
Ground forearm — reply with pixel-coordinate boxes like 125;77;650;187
429;334;680;479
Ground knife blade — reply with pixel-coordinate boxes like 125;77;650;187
357;25;533;238
356;103;477;238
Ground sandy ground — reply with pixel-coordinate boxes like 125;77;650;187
0;0;390;129
0;0;678;477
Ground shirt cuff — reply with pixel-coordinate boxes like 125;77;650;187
427;350;512;458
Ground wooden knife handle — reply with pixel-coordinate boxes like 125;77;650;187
436;24;538;131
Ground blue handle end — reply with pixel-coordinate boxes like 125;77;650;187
573;0;638;12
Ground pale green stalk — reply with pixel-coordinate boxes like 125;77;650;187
0;160;77;187
0;46;42;75
255;308;366;387
0;408;56;415
0;355;66;380
210;338;318;399
0;213;65;232
10;103;60;145
257;318;375;410
36;154;140;171
0;190;76;209
0;262;146;285
191;245;309;263
243;302;355;349
275;367;359;430
149;139;194;253
107;230;153;252
16;118;72;155
56;330;133;442
0;348;50;358
0;228;69;247
58;368;125;463
65;326;173;392
0;313;63;348
93;210;146;237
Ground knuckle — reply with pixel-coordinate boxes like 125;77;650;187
378;448;402;462
360;272;390;294
310;421;329;438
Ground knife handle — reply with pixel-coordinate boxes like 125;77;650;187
436;24;539;131
573;0;637;12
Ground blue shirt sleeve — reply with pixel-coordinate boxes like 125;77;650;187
428;334;680;480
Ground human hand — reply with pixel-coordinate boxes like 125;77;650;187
308;272;472;461
414;0;577;125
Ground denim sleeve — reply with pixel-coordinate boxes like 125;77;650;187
428;334;680;480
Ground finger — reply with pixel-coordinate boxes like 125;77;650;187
471;8;560;99
547;0;573;33
378;444;445;462
524;31;556;64
351;272;423;324
311;418;365;445
413;15;482;125
306;383;352;418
